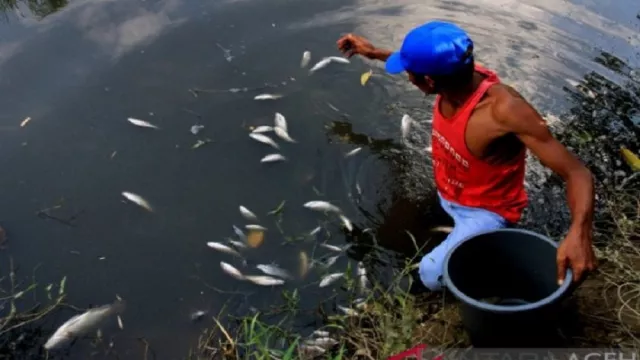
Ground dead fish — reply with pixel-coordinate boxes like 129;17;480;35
299;344;326;357
401;114;414;138
357;262;369;291
260;153;286;163
249;133;280;149
233;225;248;242
339;215;353;232
274;126;296;143
425;146;432;153
239;206;258;222
117;315;124;330
319;272;344;287
220;261;245;280
345;147;362;157
251;125;274;133
244;275;285;286
254;94;282;100
337;305;359;316
256;264;293;279
327;56;350;64
121;192;153;212
127;117;159;129
322;255;339;268
312;330;330;338
300;51;311;68
303;201;342;214
309;57;332;73
274;112;288;132
227;239;247;249
20;116;31;127
190;310;207;322
306;337;339;348
190;125;204;135
207;242;242;257
430;226;454;234
309;226;322;236
299;251;309;278
245;224;267;231
44;300;126;350
320;243;344;252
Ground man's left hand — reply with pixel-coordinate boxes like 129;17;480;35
556;226;597;285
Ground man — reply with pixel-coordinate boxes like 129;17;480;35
337;21;597;291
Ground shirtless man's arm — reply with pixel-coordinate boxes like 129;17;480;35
492;86;597;284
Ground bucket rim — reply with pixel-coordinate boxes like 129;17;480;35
442;228;573;313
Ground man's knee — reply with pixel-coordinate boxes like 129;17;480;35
418;253;445;291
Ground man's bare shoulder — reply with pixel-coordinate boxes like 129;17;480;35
486;83;537;130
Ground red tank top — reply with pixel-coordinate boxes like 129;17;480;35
431;65;527;223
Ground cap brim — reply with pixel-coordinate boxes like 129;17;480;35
385;52;406;74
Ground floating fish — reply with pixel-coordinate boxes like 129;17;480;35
251;125;274;134
190;310;207;322
327;56;350;64
244;275;285;286
190;125;204;135
300;51;311;68
246;229;265;248
320;243;344;252
319;273;344;287
44;300;126;350
430;226;454;234
220;261;245;280
274;112;288;132
261;153;287;163
233;225;248;242
246;224;267;231
337;305;359;316
621;147;640;171
227;239;247;249
357;262;369;292
309;226;322;236
256;264;293;279
360;70;373;86
121;192;153;212
401;114;414;139
299;251;309;278
303;201;342;214
312;330;330;338
339;215;353;232
127;117;159;129
254;94;282;100
207;242;242;257
239;206;258;222
299;344;326;357
117;315;124;330
306;337;339;348
309;57;332;73
249;133;280;149
20;117;31;127
322;255;339;268
274;126;296;143
345;147;362;158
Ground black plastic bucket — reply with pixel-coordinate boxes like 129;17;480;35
442;228;573;347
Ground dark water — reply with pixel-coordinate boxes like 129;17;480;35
0;0;638;358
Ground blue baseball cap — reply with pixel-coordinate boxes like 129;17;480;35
385;21;474;76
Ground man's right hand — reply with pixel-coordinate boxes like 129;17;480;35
337;34;377;59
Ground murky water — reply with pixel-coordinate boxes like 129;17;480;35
0;0;638;358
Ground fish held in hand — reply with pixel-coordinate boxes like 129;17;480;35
274;126;296;143
260;153;286;163
207;242;242;257
121;192;153;212
127;117;159;129
239;206;258;222
44;300;126;350
254;94;282;100
303;201;342;214
220;261;245;280
249;133;280;149
300;51;311;68
244;275;285;286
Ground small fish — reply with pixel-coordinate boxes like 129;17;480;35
299;345;326;357
306;337;339;348
345;147;362;158
233;225;248;242
327;56;350;64
337;305;359;316
245;224;267;231
300;51;311;68
20;116;31;127
239;206;258;222
309;226;322;236
220;261;245;280
251;125;273;133
312;330;330;338
249;133;280;149
261;153;286;163
254;94;282;100
256;264;293;279
190;125;204;135
117;315;124;330
309;57;332;73
430;226;454;234
44;300;126;350
227;239;247;249
274;112;288;132
274;126;296;143
357;262;369;291
320;243;344;252
401;114;414;138
303;201;342;214
319;272;344;287
127;117;159;129
360;70;373;86
339;215;353;232
425;146;433;153
121;192;153;212
190;310;207;322
322;255;339;268
244;275;285;286
207;242;242;257
299;251;309;278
